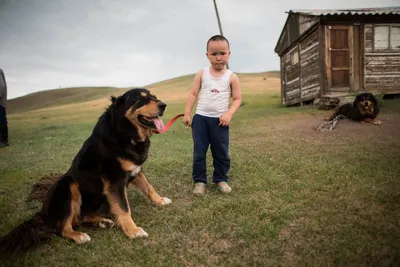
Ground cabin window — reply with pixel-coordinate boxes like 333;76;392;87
374;25;400;50
291;51;299;65
392;26;400;49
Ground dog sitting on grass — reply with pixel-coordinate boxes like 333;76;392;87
0;88;171;256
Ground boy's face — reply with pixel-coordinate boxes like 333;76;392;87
206;40;231;70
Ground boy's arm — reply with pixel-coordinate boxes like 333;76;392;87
183;70;203;126
219;73;241;127
228;73;241;116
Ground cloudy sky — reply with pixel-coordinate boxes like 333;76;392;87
0;0;398;99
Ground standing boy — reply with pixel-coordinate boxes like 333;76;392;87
183;35;241;196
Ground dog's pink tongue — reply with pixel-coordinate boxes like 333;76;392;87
152;118;165;131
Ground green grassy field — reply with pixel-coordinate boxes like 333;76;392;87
1;74;400;266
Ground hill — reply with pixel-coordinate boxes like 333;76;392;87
7;87;129;114
7;71;281;114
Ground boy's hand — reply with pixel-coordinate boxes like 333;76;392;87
219;112;232;127
183;114;192;127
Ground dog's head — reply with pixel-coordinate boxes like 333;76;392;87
354;92;377;115
110;88;166;135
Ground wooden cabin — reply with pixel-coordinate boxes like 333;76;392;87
274;7;400;106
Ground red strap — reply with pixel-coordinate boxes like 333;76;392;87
153;113;185;134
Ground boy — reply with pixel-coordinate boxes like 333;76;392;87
183;35;241;196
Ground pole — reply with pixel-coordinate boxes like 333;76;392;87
213;0;229;69
213;0;224;36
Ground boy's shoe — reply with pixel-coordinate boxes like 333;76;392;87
217;182;232;194
193;182;206;197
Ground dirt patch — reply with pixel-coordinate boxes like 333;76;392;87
269;111;400;140
27;173;62;202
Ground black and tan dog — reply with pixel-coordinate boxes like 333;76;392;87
0;88;171;255
328;92;382;125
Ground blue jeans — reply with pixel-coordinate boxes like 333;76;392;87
191;114;230;184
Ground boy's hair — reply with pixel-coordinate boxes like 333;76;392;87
206;35;230;51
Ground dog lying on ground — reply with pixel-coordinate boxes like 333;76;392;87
0;88;171;255
328;92;382;125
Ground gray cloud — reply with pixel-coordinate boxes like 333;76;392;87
0;0;397;98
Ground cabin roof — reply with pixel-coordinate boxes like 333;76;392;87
289;7;400;16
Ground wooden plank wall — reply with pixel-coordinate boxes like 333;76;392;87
364;24;400;92
299;29;320;100
281;28;320;105
283;47;301;104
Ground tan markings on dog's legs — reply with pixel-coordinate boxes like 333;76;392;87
61;183;91;244
103;179;148;238
140;92;147;97
130;172;172;206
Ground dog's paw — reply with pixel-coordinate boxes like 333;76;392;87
160;197;172;206
98;218;115;229
373;120;382;125
75;233;91;244
153;197;172;206
128;227;149;239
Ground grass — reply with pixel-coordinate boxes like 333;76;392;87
1;75;400;266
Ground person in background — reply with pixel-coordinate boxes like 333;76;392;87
0;68;9;148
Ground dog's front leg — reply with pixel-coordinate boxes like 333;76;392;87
130;172;172;206
103;179;148;239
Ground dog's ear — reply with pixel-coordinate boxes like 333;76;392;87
353;96;359;108
353;94;363;108
111;96;125;106
370;94;378;106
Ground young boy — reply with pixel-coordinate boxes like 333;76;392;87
183;35;241;196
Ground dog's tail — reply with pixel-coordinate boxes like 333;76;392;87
0;212;54;256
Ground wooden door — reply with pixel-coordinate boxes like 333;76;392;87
328;26;350;90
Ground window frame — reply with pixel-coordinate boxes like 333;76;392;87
291;50;299;65
373;24;400;51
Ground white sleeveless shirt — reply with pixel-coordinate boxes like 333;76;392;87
196;67;233;118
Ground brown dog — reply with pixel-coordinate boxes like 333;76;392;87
0;88;171;255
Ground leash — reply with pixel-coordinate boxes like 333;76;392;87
317;115;346;132
154;113;185;134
